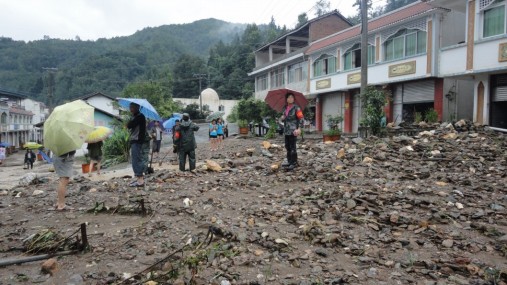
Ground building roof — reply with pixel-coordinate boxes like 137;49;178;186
255;10;352;53
78;91;116;101
306;1;446;54
90;104;121;120
0;87;32;99
9;106;34;116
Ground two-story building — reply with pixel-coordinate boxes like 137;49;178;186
0;88;34;147
306;1;475;133
431;0;507;131
20;98;49;142
249;10;353;118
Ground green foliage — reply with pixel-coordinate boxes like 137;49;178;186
264;118;277;139
237;98;263;123
414;112;423;123
102;127;131;167
424;108;439;123
237;119;248;128
324;115;343;136
361;87;388;136
226;104;239;123
180;103;206;120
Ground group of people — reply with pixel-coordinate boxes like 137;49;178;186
208;117;225;151
127;103;200;187
51;93;302;211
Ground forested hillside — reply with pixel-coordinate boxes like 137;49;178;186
0;18;247;103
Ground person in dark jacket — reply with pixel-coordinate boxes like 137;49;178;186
24;149;36;169
86;141;103;176
126;103;146;187
173;113;199;172
280;93;304;170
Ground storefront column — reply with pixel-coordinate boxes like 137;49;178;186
316;96;323;132
344;92;353;133
434;78;444;121
384;86;393;122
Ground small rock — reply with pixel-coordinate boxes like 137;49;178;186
183;198;193;207
442;239;454;248
32;190;44;196
41;258;58;275
455;202;464;209
367;267;377;278
490;204;505;211
346;199;356;209
262;141;271;149
315;248;328;257
337;148;345;159
362;157;373;164
68;274;84;284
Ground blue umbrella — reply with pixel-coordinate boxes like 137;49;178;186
0;142;11;147
163;114;182;131
117;98;161;121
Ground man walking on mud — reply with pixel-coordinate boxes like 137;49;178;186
173;113;199;172
127;102;146;187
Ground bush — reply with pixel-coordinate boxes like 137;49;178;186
425;108;439;123
414;112;423;123
361;87;389;136
102;127;131;167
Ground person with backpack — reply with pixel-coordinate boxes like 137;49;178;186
173;113;199;172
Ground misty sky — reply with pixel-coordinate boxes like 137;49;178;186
0;0;386;42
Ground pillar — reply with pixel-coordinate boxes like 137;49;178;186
384;86;393;122
344;92;353;133
316;96;323;132
434;78;444;121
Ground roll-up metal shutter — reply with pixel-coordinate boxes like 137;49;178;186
402;80;435;103
492;74;507;102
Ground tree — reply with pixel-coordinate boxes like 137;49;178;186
181;103;205;120
122;81;178;118
172;54;207;99
297;13;309;28
384;0;418;13
314;0;331;17
361;87;390;136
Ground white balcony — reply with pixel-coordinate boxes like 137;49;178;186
439;44;467;76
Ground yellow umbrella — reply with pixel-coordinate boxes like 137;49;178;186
43;100;95;156
23;142;43;149
86;126;113;143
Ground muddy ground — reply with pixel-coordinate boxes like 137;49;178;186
0;124;506;285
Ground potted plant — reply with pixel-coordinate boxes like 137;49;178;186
81;153;97;174
238;119;249;135
323;115;343;142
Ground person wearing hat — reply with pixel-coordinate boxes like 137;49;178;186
126;102;146;187
173;113;199;172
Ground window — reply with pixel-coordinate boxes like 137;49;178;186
384;29;426;61
343;44;376;71
218;105;225;111
288;62;307;83
484;2;506;38
0;113;6;124
257;74;268;91
270;67;285;88
313;54;337;77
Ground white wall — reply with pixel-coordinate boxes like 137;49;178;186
474;38;507;71
85;96;119;116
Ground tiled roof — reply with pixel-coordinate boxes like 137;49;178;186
9;107;34;116
306;2;443;54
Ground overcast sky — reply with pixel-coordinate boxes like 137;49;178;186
0;0;386;42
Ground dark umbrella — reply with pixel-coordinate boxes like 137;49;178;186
265;88;309;112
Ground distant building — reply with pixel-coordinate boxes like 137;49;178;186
0;88;36;147
79;92;121;128
173;88;238;121
20;98;49;142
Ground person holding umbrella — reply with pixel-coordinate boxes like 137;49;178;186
280;93;304;170
127;102;147;187
43;100;95;211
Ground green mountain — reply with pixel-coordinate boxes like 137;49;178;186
0;18;247;103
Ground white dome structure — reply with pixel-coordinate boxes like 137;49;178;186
200;88;220;103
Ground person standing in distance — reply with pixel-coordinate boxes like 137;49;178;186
126;103;146;187
174;113;199;172
280;93;304;171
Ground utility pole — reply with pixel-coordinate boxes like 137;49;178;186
193;73;207;115
360;0;369;119
42;67;58;112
